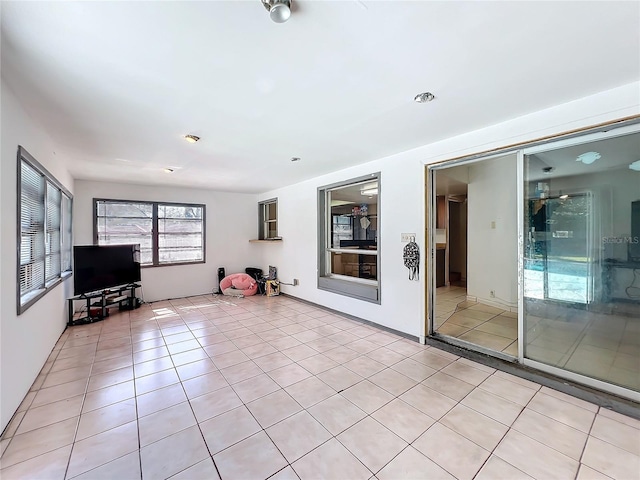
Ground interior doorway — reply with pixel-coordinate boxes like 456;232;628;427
430;153;519;358
448;198;467;288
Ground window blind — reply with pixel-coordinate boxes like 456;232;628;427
20;161;46;296
61;194;73;272
95;199;204;267
45;181;62;281
18;146;73;314
158;204;204;264
96;200;153;265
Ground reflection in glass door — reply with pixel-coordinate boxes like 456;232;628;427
525;194;592;304
522;127;640;395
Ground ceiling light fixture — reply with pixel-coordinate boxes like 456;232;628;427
183;134;200;144
331;200;355;207
629;160;640;171
262;0;291;23
414;92;435;103
576;151;601;165
360;188;378;196
542;167;554;175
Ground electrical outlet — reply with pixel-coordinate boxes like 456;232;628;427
401;233;416;242
293;279;299;286
490;290;496;298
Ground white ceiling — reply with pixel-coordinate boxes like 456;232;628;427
1;1;638;193
528;131;640;181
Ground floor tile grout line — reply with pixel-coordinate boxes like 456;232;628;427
1;333;94;473
5;295;637;480
65;309;137;480
476;388;535;476
59;358;93;480
491;381;584;479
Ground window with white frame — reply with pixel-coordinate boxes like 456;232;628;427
318;174;380;303
18;146;73;314
94;199;205;266
258;198;278;239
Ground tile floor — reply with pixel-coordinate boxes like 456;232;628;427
525;300;640;392
435;286;640;391
435;286;518;355
1;294;639;480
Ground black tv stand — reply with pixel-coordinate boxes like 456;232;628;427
67;284;141;326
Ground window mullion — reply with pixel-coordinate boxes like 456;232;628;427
152;203;159;266
42;176;49;284
95;199;203;266
325;191;332;276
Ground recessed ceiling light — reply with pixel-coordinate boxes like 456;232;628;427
163;168;175;174
183;134;200;143
576;151;601;165
414;92;435;103
291;157;301;162
629;160;640;171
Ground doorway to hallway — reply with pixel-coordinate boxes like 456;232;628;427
430;153;519;358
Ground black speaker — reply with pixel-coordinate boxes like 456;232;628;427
630;201;640;261
217;267;226;294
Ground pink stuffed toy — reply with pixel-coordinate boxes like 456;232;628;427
219;273;258;297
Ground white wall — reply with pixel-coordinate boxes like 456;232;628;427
255;82;639;339
73;181;261;302
257;161;426;338
467;155;518;308
1;79;75;432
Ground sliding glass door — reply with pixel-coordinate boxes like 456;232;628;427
522;125;640;396
427;121;640;399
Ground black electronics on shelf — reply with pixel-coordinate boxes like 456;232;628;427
67;283;141;326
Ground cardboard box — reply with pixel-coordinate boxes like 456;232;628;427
266;280;280;297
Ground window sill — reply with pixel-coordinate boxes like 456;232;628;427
19;271;72;315
141;260;205;268
318;276;380;304
249;238;283;243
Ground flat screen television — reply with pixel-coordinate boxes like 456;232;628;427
74;244;141;295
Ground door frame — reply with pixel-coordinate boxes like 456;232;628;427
425;117;640;401
426;151;518;362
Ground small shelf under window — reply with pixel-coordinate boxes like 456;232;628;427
249;238;283;243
